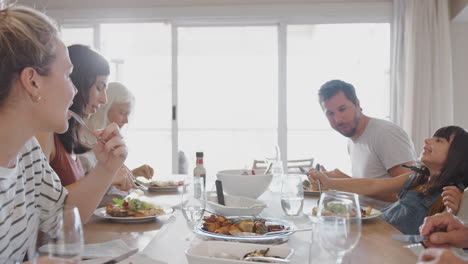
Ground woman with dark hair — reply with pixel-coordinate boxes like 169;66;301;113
36;45;135;190
309;126;468;234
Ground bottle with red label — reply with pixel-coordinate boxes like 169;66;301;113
194;152;206;196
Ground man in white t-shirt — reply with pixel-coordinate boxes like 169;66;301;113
317;80;417;209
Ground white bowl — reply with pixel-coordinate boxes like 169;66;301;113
206;192;267;216
185;241;294;264
216;170;273;199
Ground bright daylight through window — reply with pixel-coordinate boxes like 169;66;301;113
61;22;390;176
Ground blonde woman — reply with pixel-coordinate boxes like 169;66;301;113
0;5;127;261
80;82;154;206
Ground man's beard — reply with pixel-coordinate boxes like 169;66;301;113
337;112;360;138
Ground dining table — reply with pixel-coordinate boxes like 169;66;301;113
83;182;418;264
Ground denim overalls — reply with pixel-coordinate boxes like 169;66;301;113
381;174;442;234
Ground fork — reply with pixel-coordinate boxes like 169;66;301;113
315;163;323;205
69;110;147;191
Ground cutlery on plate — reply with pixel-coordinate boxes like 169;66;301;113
69;110;147;191
264;227;314;235
264;162;273;175
101;248;138;264
392;234;428;243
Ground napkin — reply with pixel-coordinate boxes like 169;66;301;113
81;253;167;264
82;239;135;259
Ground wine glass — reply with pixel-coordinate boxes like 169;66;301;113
315;191;361;264
29;205;84;264
280;174;304;216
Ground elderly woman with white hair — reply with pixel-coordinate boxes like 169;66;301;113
80;82;154;206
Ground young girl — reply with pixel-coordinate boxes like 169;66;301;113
309;126;468;234
0;5;127;261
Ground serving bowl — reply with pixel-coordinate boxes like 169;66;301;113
185;241;294;264
206;192;267;216
216;169;273;198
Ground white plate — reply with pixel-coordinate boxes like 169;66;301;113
305;207;382;220
93;207;174;223
185;241;294;264
136;178;184;192
304;190;321;196
362;207;382;220
194;216;295;244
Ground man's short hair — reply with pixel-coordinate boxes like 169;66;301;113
318;80;359;105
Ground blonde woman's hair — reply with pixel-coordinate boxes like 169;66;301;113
82;82;135;144
0;5;59;107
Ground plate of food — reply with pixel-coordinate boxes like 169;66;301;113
136;177;184;192
194;215;296;243
94;198;173;223
308;205;382;220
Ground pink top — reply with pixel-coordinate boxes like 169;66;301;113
50;134;85;186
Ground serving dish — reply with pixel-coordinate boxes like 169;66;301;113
206;192;267;216
185;241;294;264
194;216;295;244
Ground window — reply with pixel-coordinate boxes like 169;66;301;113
287;23;390;173
60;21;390;177
178;26;278;177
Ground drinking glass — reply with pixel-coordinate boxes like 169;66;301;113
29;205;84;264
181;176;206;226
316;191;361;264
280;174;304;216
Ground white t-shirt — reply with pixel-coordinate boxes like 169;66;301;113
348;118;416;208
0;138;67;260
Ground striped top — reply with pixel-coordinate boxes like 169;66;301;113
0;137;68;260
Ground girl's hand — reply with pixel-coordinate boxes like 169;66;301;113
93;123;128;175
132;165;154;179
442;186;463;214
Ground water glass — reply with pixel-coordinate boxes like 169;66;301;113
316;191;361;264
280;174;304;216
29;205;84;264
181;176;206;225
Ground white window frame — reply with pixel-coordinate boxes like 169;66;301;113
59;1;392;173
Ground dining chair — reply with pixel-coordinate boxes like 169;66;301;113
252;158;314;173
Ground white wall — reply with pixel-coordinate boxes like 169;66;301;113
451;22;468;129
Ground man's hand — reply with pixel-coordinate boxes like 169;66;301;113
417;248;467;264
419;212;468;248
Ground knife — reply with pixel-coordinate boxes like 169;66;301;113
102;248;138;264
392;234;427;243
215;180;225;206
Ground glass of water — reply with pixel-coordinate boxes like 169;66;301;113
316;191;361;264
280;174;304;216
181;176;206;225
29;205;84;263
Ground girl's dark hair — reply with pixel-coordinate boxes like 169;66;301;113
410;126;468;195
57;44;109;154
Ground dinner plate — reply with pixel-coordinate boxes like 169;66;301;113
93;207;174;223
305;207;382;220
362;207;382;220
194;216;295;244
136;178;184;192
